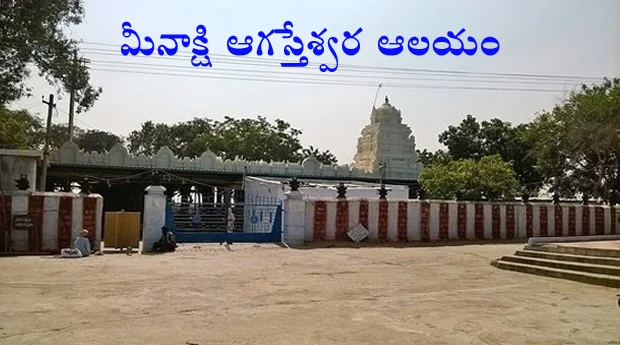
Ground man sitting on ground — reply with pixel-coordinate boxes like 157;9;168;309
60;229;91;258
151;226;177;253
74;229;91;256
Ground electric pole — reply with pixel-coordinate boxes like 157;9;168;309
67;51;77;141
67;51;91;141
40;94;56;192
615;129;620;205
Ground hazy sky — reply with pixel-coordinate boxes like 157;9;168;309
10;0;620;163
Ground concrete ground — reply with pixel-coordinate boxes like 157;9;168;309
0;242;618;345
558;240;620;250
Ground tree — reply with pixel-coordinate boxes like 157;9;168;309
45;123;84;149
0;106;41;149
302;145;338;165
127;116;308;162
0;107;122;154
192;116;304;162
528;77;620;203
438;115;543;194
420;155;520;201
38;124;122;152
75;129;123;153
170;118;215;157
0;0;102;110
416;148;451;165
127;121;177;156
438;115;484;160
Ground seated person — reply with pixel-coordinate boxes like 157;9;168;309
151;226;177;253
60;229;91;258
74;229;91;256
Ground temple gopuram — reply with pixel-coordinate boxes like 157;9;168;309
353;96;423;180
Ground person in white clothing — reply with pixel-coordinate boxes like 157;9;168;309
60;229;91;258
74;229;91;256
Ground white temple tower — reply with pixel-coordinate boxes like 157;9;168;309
352;96;423;179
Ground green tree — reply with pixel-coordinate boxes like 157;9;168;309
0;107;122;154
302;145;338;165
528;77;620;203
438;115;484;160
194;116;304;162
127;121;176;156
416;148;451;165
0;0;102;110
44;123;84;149
38;123;122;153
437;115;542;194
75;129;123;153
127;116;308;162
420;155;520;201
171;118;215;157
0;107;42;149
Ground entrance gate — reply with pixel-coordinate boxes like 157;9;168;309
164;201;282;243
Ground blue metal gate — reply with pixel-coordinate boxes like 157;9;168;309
164;201;282;243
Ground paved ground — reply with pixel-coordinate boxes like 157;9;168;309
559;240;620;250
0;242;619;345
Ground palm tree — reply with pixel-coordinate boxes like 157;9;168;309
302;145;338;165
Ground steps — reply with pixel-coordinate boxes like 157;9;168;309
525;243;620;258
492;243;620;288
514;250;620;267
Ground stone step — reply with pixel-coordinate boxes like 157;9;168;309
525;244;620;258
491;259;620;288
515;250;620;267
500;255;620;276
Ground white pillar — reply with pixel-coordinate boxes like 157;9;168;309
283;191;305;245
142;185;167;254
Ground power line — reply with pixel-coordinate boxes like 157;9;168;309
55;166;225;189
5;40;602;82
88;66;569;93
75;119;95;129
158;170;224;189
87;58;588;87
80;41;606;82
56;107;96;129
56;166;155;183
7;103;43;111
79;45;603;92
82;47;601;86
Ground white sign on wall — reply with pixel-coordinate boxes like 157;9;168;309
347;223;369;243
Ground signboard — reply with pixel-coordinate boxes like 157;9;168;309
347;223;369;243
12;215;34;230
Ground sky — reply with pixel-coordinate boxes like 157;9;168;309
10;0;620;163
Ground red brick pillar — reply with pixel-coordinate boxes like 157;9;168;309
397;201;408;241
420;201;430;242
313;201;326;240
378;200;388;241
457;203;467;240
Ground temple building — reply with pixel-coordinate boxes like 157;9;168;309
352;96;423;179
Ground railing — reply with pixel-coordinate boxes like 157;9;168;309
166;201;283;243
169;202;281;233
171;202;229;232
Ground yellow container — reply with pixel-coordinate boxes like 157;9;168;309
103;211;141;249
